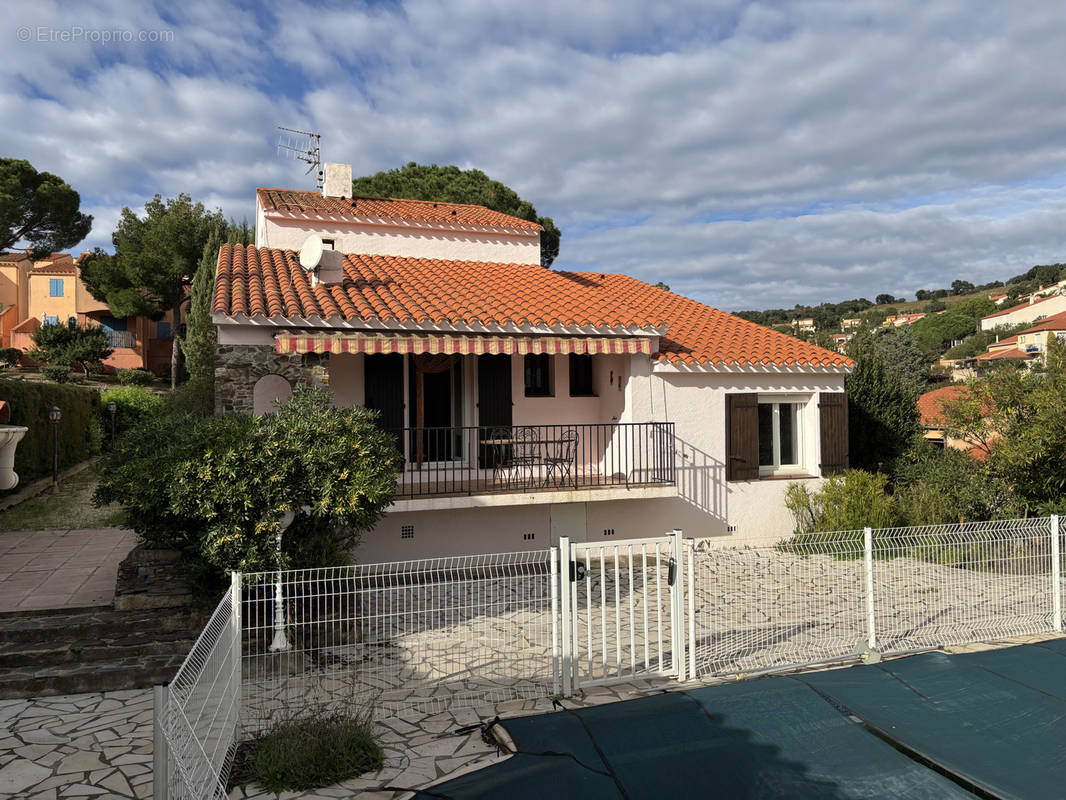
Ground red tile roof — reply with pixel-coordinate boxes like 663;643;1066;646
256;189;543;232
213;245;852;370
976;346;1031;362
918;385;969;427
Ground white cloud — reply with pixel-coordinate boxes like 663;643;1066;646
3;0;1066;310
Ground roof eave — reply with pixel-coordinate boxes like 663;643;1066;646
652;359;853;375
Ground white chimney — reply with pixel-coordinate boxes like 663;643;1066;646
322;163;352;199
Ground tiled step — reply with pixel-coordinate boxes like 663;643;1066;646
0;605;206;699
0;653;189;699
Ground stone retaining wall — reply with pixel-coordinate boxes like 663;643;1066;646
113;546;193;610
214;344;328;414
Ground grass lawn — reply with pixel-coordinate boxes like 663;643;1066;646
0;470;125;531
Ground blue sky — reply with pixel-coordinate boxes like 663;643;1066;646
6;0;1066;311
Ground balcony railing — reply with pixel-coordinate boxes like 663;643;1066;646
103;329;137;349
391;422;676;499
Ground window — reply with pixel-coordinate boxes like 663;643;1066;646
524;353;552;397
43;315;59;326
157;322;171;339
322;238;336;250
758;400;801;474
569;354;595;396
727;392;847;481
49;278;64;297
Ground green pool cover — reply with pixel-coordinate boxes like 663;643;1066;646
419;642;1066;799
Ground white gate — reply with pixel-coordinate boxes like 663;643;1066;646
558;531;691;693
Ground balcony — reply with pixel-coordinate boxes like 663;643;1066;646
390;422;676;509
103;330;137;349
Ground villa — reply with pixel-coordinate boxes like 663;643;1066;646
211;164;853;560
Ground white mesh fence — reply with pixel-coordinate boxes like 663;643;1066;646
159;591;240;800
239;549;557;736
688;516;1064;679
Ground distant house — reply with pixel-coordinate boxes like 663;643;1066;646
882;312;926;328
980;293;1066;331
791;317;816;333
917;385;990;460
2;252;174;374
975;310;1066;367
840;318;863;330
828;332;853;353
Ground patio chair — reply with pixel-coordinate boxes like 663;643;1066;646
544;428;579;487
491;426;541;488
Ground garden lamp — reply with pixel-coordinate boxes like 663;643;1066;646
48;405;61;490
107;400;117;443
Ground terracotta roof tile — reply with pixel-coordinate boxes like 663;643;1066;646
1016;309;1066;334
213;245;852;370
918;385;969;427
256;189;542;232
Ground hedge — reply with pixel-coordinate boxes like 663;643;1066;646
0;379;102;487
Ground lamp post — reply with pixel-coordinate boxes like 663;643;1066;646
107;400;117;444
48;405;61;491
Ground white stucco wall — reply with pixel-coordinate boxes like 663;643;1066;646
332;350;848;561
256;214;542;265
980;294;1066;330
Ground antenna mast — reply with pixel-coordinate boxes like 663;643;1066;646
276;126;322;189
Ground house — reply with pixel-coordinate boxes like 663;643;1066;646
980;293;1066;331
840;318;863;330
791;318;816;333
1;252;174;374
828;332;853;353
917;385;989;459
974;311;1066;367
211;164;853;560
882;312;926;328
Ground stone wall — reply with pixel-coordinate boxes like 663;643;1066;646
214;344;328;414
113;546;193;611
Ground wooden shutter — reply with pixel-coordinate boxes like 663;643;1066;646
726;393;760;481
819;392;849;475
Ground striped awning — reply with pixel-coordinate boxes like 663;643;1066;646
275;332;655;356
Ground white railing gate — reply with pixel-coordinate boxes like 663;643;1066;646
558;530;691;693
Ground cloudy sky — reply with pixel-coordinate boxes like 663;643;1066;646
6;0;1066;311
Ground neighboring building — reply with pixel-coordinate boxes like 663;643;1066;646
791;318;816;333
989;294;1008;306
974;310;1066;367
917;385;989;460
212;165;854;560
882;312;926;327
840;318;863;330
980;293;1066;331
828;332;853;353
4;252;174;374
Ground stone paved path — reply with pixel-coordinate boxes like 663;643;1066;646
0;528;137;611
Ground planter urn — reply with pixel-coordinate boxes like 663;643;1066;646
0;424;28;491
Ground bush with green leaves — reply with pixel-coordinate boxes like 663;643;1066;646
30;323;112;377
0;378;102;485
41;364;73;383
117;368;156;386
0;347;20;367
100;386;164;441
785;470;900;537
892;443;1017;525
94;387;401;572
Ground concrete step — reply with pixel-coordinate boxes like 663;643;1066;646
0;652;189;699
0;632;197;669
0;606;203;644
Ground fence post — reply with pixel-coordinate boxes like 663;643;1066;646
686;536;696;681
1052;516;1062;633
670;529;685;680
153;682;170;800
230;570;243;732
558;536;572;695
550;547;560;695
864;527;877;651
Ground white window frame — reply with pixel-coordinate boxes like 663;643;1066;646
757;395;808;477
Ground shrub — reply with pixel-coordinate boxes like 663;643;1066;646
117;368;156;386
785;470;900;537
30;323;112;376
242;713;382;792
162;376;213;417
100;386;164;441
892;443;1016;525
0;379;102;485
41;365;73;383
0;348;20;367
94;387;401;572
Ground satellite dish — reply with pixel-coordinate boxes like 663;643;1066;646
299;234;323;271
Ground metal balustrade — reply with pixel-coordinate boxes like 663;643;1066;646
392;421;676;498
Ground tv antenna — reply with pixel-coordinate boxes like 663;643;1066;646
276;126;322;189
